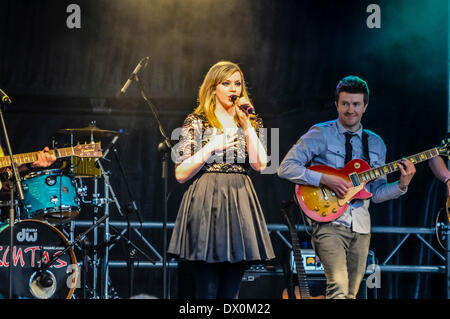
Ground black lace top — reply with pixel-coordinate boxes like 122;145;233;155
172;112;265;174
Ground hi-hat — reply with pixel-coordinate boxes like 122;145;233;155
57;125;119;137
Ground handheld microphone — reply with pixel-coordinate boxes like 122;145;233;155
0;89;11;104
116;57;150;97
230;95;255;115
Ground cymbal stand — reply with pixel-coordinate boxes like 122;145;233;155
95;159;111;299
68;174;104;299
74;130;103;299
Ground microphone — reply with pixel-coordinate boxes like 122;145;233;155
230;95;255;115
95;132;122;167
101;132;121;159
0;89;11;104
116;57;150;97
37;271;54;288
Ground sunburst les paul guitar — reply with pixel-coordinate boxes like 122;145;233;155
295;143;450;223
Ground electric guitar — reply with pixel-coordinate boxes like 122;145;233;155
280;204;324;299
295;143;450;223
0;143;102;187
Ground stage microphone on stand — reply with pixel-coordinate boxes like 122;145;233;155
95;132;121;167
102;132;121;159
29;264;57;299
230;95;255;115
116;57;150;97
36;271;54;288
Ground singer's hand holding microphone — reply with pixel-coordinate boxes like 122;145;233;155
230;95;255;115
230;95;255;129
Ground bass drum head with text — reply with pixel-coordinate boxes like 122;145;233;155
0;220;77;299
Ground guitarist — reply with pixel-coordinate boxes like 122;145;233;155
277;75;416;299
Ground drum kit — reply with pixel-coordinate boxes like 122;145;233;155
0;121;138;299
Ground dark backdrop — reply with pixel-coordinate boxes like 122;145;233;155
0;0;447;299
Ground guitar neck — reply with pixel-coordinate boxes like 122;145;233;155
289;227;311;299
0;147;75;169
358;147;439;183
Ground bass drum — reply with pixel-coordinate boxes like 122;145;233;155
0;220;77;299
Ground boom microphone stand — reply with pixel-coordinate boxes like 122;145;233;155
0;94;24;299
116;58;172;299
111;146;143;297
134;73;172;300
34;214;109;297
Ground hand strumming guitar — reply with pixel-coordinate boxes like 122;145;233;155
320;174;352;198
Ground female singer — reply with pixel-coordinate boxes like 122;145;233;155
168;61;275;299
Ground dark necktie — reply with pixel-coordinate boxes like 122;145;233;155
344;132;355;164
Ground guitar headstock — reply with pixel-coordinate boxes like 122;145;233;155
73;142;103;158
437;142;450;157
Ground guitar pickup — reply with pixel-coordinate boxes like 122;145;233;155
349;173;360;186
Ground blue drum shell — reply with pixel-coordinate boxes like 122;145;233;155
21;171;79;220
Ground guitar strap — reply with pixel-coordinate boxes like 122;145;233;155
362;130;371;167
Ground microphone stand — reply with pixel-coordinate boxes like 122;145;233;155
134;73;172;299
0;104;24;299
36;214;109;293
112;147;144;225
111;146;144;297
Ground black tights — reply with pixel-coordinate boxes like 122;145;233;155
193;261;247;299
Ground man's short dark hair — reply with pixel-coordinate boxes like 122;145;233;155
335;76;369;105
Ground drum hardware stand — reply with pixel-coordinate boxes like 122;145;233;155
443;223;450;298
134;71;172;300
99;162;111;299
69;160;110;299
80;237;90;299
70;165;103;298
97;142;156;298
0;100;25;299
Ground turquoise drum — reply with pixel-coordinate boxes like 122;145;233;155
21;170;79;224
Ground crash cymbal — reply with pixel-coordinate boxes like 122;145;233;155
57;125;119;137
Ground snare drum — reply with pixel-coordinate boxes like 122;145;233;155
21;169;79;224
0;219;78;299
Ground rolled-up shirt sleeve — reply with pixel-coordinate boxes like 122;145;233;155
277;126;326;187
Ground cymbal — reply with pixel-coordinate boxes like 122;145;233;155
57;125;119;137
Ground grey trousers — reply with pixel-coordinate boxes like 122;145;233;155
311;223;370;299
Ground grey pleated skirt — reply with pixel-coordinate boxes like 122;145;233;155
168;172;275;263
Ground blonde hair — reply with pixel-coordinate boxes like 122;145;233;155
194;61;257;131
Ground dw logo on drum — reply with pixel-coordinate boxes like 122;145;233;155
16;228;38;243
